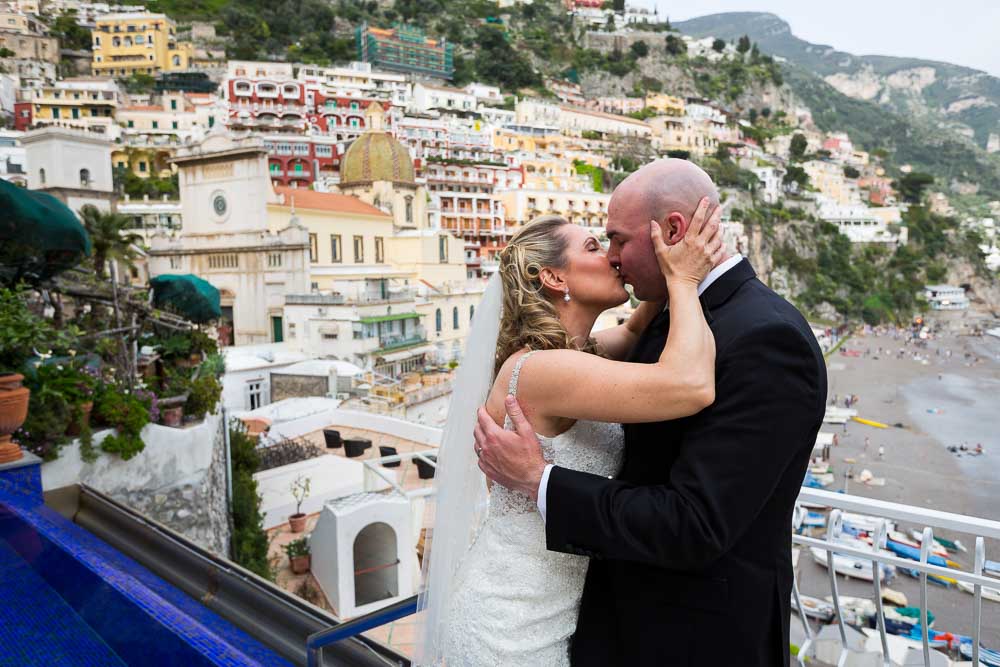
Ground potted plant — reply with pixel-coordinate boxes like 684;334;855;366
288;474;311;533
184;372;222;422
283;537;311;575
0;286;57;463
157;369;190;427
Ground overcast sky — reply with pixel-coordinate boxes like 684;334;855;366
639;1;1000;78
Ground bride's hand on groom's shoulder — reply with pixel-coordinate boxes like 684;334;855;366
652;196;726;288
474;397;547;501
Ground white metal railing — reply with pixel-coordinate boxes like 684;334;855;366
792;488;1000;667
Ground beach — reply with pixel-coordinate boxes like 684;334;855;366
794;315;1000;645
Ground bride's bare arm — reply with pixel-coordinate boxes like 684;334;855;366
592;299;663;361
517;204;724;424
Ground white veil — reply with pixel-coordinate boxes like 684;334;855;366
414;273;503;665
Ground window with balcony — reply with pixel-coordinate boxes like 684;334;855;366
330;234;341;263
353;235;364;263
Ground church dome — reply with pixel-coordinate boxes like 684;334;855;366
340;131;415;186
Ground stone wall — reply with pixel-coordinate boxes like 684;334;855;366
270;373;328;403
41;412;232;558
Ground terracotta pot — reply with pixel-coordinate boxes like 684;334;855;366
66;401;94;437
290;553;311;575
0;374;29;464
161;405;183;427
288;513;307;533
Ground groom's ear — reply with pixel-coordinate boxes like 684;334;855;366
663;211;688;245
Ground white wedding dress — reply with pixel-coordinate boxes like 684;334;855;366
438;351;625;666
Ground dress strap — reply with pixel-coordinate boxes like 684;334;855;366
506;350;537;398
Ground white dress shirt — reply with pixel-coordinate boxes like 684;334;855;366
536;254;744;521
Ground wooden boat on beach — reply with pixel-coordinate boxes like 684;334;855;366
956;580;1000;603
791;593;835;622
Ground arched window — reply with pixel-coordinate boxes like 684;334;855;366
452;306;459;330
38;168;45;185
435;308;442;333
79;168;90;187
171;54;181;66
469;305;475;322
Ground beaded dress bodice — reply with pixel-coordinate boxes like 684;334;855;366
438;351;624;667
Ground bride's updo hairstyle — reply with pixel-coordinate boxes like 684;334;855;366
494;215;600;376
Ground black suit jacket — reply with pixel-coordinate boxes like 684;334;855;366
545;259;827;666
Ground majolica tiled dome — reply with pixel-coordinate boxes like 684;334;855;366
340;131;415;186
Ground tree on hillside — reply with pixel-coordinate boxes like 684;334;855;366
712;38;726;53
894;172;935;204
48;10;92;51
783;165;810;189
473;26;540;90
737;35;751;54
790;133;808;161
664;34;685;56
630;40;649;58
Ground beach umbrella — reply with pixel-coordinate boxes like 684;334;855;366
149;274;222;324
0;179;91;284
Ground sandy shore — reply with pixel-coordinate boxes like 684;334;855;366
794;316;1000;645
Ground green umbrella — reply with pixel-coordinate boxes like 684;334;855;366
0;179;92;284
149;273;222;324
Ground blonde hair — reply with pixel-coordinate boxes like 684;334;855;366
494;215;600;376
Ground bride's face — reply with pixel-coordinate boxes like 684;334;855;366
556;225;630;310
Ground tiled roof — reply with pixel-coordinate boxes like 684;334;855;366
273;186;389;217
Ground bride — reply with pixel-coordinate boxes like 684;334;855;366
416;204;723;666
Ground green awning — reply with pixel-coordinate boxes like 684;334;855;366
0;179;92;284
150;273;222;323
359;312;421;324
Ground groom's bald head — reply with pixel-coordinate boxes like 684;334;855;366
613;158;719;225
605;159;721;301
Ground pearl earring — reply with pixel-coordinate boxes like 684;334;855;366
564;287;571;303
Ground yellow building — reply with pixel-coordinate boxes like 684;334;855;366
91;12;194;77
644;93;685;117
498;188;611;229
21;77;120;135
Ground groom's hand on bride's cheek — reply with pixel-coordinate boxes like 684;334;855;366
474;397;547;501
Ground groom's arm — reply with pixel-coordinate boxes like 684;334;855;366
545;321;823;569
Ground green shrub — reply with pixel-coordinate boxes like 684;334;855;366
230;425;272;580
185;374;222;419
93;384;152;460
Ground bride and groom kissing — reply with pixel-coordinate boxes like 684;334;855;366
417;158;828;666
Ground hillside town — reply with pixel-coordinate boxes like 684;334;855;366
1;1;999;666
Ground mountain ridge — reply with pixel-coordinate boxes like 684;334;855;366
674;11;1000;152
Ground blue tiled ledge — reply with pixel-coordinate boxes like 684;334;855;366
0;451;43;506
0;486;293;667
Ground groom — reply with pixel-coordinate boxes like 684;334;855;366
475;159;827;666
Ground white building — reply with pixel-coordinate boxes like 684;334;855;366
147;133;311;345
297;61;411;108
922;285;969;311
21;125;114;211
817;198;906;245
751;165;785;204
410;82;477;114
0;128;26;186
115;194;182;242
